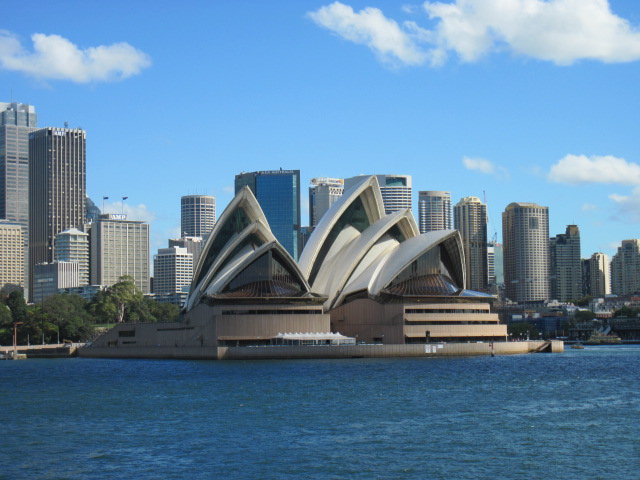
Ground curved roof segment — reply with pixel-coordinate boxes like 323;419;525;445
186;175;478;314
334;229;467;309
185;187;310;311
298;175;386;286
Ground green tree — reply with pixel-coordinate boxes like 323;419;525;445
0;303;13;345
144;298;180;322
507;322;539;339
108;276;144;323
6;290;28;324
573;309;596;323
88;289;116;325
26;294;94;342
613;306;640;318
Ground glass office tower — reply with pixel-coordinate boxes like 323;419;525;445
235;170;301;260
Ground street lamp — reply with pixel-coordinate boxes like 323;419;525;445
13;322;23;359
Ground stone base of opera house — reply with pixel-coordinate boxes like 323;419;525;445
78;340;563;360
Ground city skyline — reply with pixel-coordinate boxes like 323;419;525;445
3;1;640;260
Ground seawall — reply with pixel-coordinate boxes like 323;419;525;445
78;340;563;360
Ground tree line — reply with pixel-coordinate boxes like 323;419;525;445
0;276;180;345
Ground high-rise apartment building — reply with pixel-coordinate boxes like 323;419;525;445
0;220;24;292
309;177;343;227
611;239;640;296
55;228;90;286
549;225;582;302
28;127;86;300
418;191;451;233
154;246;193;297
235;170;301;259
181;195;215;238
89;214;150;293
344;175;412;215
502;202;550;303
454;196;488;291
589;252;611;297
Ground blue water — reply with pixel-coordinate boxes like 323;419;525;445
1;346;639;480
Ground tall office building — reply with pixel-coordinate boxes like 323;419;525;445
309;177;343;227
1;102;37;294
0;102;37;227
169;236;203;270
611;239;640;296
55;228;90;286
89;214;150;293
181;195;215;238
235;170;301;259
454;196;488;291
549;225;582;302
418;191;451;233
344;175;412;215
589;252;611;297
502;202;550;303
0;220;24;292
28;127;86;299
153;246;193;297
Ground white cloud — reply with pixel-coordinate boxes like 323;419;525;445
307;2;430;66
103;202;156;223
609;187;640;223
222;185;235;194
581;203;599;212
309;0;640;66
548;154;640;185
0;30;151;83
462;156;509;179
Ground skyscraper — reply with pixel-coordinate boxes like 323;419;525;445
235;170;301;259
549;225;582;302
309;177;343;227
589;252;611;297
418;191;451;233
611;239;640;296
55;228;90;286
89;214;150;293
1;102;37;295
344;174;412;214
454;196;488;291
181;195;215;238
28;127;86;300
502;202;550;303
1;102;37;227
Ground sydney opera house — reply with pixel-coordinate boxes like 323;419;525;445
82;175;527;359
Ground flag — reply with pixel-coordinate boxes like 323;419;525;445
103;196;109;200
122;196;128;200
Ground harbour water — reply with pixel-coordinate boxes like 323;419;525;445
1;345;638;479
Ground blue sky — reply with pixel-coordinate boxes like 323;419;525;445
3;0;640;259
